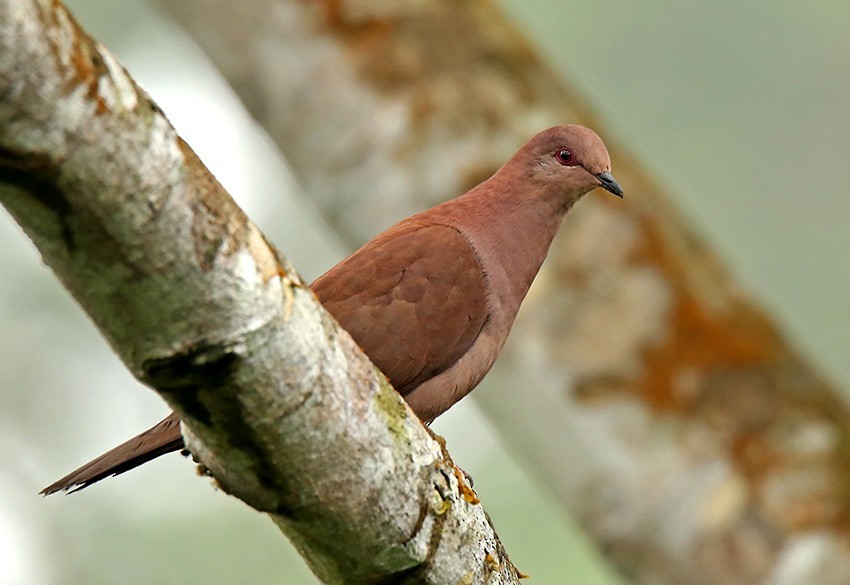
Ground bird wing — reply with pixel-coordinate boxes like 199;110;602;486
311;222;488;396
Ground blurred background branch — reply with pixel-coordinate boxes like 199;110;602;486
2;1;849;584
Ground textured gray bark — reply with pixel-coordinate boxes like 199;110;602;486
0;1;522;583
152;1;850;584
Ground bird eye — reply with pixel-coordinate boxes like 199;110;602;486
554;148;576;166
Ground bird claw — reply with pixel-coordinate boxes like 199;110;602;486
454;465;479;504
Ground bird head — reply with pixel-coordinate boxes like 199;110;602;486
515;125;623;200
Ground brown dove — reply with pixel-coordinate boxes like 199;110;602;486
42;124;622;494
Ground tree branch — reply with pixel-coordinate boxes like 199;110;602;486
0;1;521;583
152;1;850;583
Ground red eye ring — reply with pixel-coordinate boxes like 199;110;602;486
554;148;576;166
552;148;578;167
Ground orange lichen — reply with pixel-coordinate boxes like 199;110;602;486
614;204;786;412
41;2;111;113
318;0;395;50
634;296;781;411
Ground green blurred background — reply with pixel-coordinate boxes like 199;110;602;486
1;1;848;583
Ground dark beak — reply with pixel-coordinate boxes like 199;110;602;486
596;171;623;198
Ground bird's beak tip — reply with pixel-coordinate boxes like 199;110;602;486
596;171;624;198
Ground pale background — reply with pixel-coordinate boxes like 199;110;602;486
1;1;848;583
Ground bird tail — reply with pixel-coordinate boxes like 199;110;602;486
40;412;184;495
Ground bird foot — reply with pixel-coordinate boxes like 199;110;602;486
454;465;479;504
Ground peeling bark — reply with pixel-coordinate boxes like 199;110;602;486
0;1;523;583
152;1;850;584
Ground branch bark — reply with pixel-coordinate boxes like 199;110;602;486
0;1;522;583
151;1;850;584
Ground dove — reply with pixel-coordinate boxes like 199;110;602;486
42;124;622;494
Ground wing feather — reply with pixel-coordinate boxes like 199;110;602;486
311;223;488;397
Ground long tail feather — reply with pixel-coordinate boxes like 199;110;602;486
41;412;184;495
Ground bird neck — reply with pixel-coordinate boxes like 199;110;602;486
447;173;573;316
